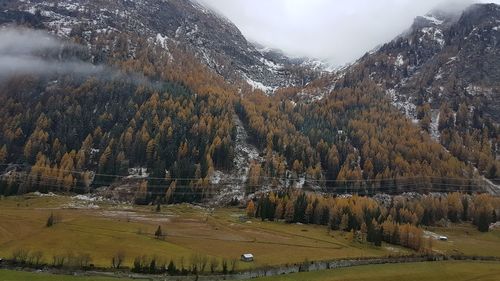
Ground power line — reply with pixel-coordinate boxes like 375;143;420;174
1;163;497;199
2;163;499;183
3;173;492;189
2;175;491;197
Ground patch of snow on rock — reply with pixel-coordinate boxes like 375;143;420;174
126;167;149;179
434;68;443;80
395;54;404;67
72;194;102;202
422;15;444;25
155;33;168;48
210;170;223;185
386;88;417;120
294;177;306;189
430;110;441;141
244;75;274;93
32;191;58;197
466;85;494;97
421;27;445;47
259;57;282;71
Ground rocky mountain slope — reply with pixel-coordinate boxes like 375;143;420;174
351;4;500;124
1;0;323;91
292;3;499;185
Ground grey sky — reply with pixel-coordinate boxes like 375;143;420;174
196;0;500;66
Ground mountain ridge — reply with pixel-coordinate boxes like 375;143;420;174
1;0;324;92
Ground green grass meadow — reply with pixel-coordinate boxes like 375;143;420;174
251;261;500;281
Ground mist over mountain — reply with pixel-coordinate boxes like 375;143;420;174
196;0;499;66
0;28;106;79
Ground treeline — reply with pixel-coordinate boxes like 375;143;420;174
10;248;92;269
249;191;500;250
132;254;238;275
7;248;238;276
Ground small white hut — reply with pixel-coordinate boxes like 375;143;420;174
240;253;254;262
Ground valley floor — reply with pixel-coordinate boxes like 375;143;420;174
1;194;500;280
0;194;398;270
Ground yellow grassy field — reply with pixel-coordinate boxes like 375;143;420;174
0;194;397;270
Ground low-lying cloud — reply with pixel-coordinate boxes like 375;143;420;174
0;28;104;79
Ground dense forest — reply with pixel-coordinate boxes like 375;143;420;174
0;30;239;203
239;80;480;195
0;27;496;204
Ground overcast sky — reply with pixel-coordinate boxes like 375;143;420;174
196;0;499;66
